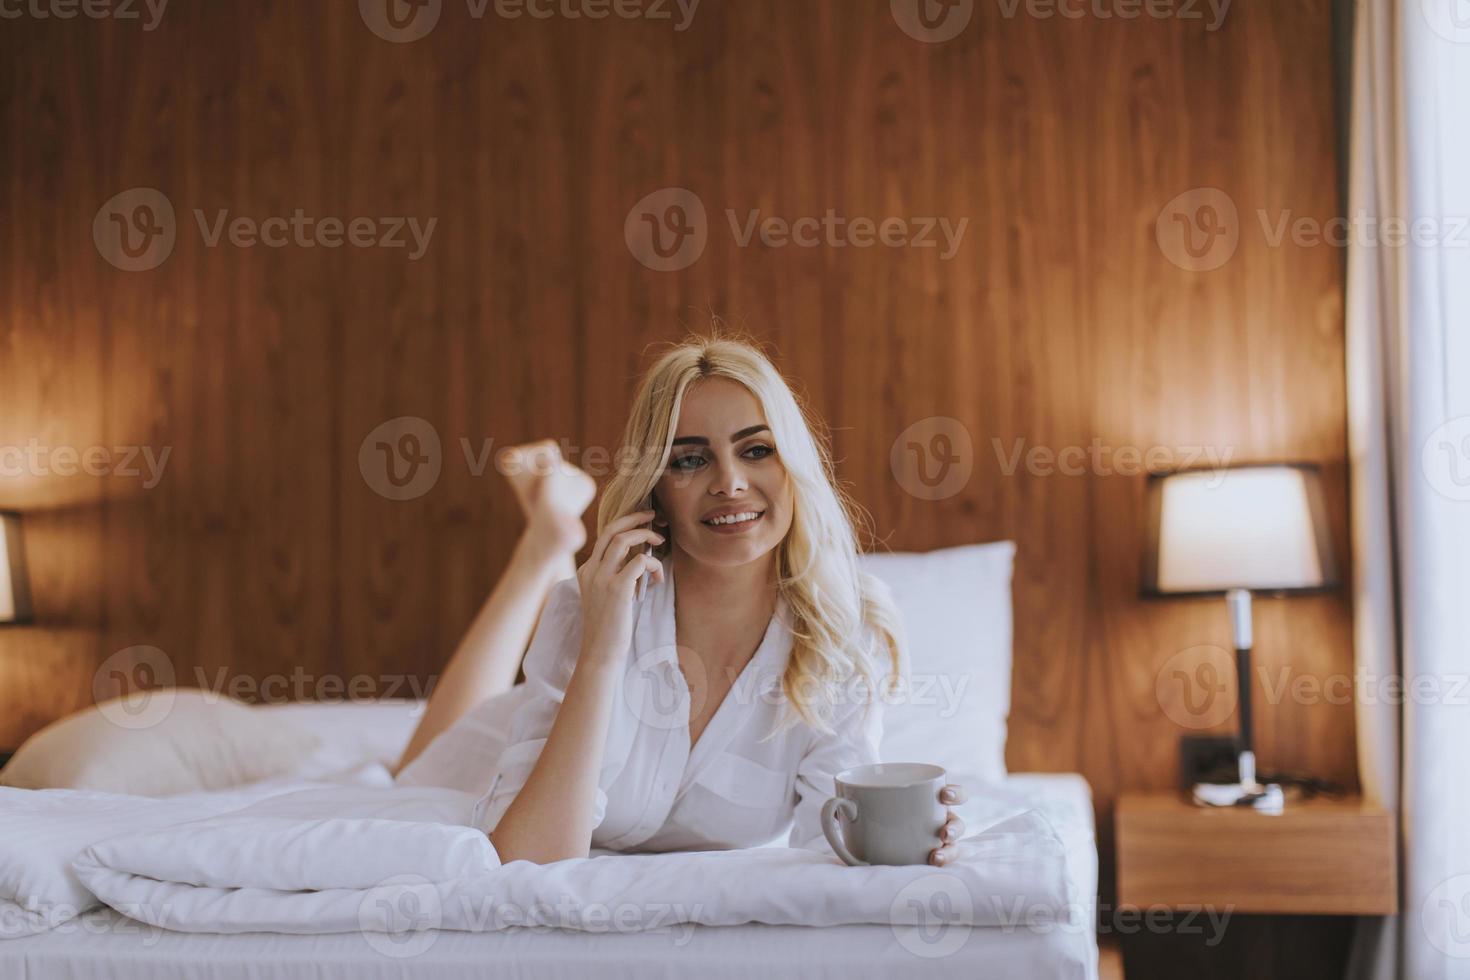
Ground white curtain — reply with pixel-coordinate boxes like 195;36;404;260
1346;0;1470;977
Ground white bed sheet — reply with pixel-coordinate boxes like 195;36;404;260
0;773;1098;980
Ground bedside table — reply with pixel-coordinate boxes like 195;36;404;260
1116;792;1397;915
1113;792;1397;979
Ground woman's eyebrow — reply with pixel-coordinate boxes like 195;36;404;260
670;424;771;447
731;424;771;441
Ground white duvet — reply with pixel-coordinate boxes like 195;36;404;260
3;779;1080;940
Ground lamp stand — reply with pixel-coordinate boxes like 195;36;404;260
1190;588;1285;814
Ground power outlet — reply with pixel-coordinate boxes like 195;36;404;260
1178;734;1240;789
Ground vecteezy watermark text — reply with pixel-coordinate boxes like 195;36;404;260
0;0;168;30
0;901;177;943
727;210;970;261
358;417;707;501
890;0;1229;44
1258;209;1470;250
91;645;437;730
194;210;437;260
888;418;1236;503
0;439;170;488
356;876;704;959
995;0;1231;30
359;0;699;44
624;188;970;272
991;897;1233;946
993;438;1235;481
1156;186;1470;273
94;188;437;272
1258;666;1470;708
474;0;699;29
1156;645;1470;731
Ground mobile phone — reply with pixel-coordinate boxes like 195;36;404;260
634;494;655;601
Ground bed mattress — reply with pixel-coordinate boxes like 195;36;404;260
0;773;1098;980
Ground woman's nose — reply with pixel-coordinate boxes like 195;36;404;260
709;459;750;497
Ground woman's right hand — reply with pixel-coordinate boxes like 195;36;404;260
575;509;664;667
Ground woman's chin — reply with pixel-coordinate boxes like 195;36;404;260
683;535;781;569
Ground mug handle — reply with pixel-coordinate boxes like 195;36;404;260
821;797;868;867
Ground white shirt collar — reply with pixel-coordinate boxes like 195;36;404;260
632;557;794;728
635;558;792;667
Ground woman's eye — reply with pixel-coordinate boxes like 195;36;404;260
744;444;776;460
670;454;705;472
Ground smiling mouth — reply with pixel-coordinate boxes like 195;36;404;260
702;510;765;528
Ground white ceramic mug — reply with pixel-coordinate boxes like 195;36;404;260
820;762;948;866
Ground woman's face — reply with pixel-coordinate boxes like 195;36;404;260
654;377;795;570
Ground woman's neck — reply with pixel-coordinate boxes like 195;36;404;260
670;546;779;654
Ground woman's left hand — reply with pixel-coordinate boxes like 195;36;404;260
928;784;968;867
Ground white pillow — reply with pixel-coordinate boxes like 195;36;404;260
0;689;320;797
860;541;1016;781
252;699;425;779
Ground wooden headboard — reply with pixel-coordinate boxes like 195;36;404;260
0;0;1351;886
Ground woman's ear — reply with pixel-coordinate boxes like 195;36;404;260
650;490;670;528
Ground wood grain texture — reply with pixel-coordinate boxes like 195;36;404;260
0;0;1350;926
1117;792;1397;915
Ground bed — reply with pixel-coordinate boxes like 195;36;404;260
0;543;1100;978
0;697;1099;980
2;897;1093;980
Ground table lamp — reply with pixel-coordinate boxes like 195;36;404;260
0;511;34;625
1142;465;1338;813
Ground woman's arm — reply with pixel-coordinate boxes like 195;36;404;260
487;509;663;864
484;650;622;863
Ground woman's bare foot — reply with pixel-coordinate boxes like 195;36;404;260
501;440;564;514
498;440;597;571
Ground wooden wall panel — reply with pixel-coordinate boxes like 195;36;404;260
0;0;1349;919
0;24;110;734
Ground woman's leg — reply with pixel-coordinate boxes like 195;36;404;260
392;441;595;775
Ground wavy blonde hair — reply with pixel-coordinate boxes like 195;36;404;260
597;334;905;735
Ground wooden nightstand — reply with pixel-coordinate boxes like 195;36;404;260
1116;792;1397;915
1113;792;1396;980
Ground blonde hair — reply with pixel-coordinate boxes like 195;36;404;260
597;334;905;735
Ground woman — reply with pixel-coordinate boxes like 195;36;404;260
395;335;967;866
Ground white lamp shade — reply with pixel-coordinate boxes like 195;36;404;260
1144;466;1337;595
0;512;33;624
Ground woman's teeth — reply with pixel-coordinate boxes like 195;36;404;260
705;511;761;526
